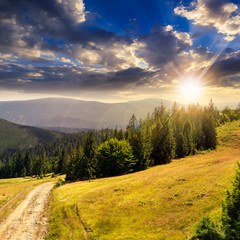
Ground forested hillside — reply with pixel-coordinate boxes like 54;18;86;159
0;100;228;179
0;118;64;158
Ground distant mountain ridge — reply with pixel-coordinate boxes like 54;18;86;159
0;98;173;130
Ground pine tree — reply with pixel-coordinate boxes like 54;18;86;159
202;108;217;150
14;150;24;177
184;119;194;155
24;150;33;176
78;132;97;180
118;129;124;140
66;148;80;181
150;105;174;165
127;118;152;171
40;150;48;176
151;121;174;165
222;162;240;239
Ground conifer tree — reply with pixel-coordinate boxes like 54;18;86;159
151;105;174;165
24;150;33;176
222;162;240;239
78;132;97;179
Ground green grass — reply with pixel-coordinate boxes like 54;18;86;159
217;120;240;148
44;120;239;239
0;118;64;154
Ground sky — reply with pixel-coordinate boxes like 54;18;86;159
0;0;240;105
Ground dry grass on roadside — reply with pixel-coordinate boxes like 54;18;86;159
0;174;59;222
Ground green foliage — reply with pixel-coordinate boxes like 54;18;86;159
127;115;152;171
220;105;240;124
96;138;135;177
0;101;219;180
65;146;83;181
0;118;64;156
65;132;97;181
55;178;65;188
201;106;217;150
190;216;224;240
222;162;240;239
151;105;174;165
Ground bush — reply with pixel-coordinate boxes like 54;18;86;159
55;178;64;188
190;216;224;240
95;138;135;177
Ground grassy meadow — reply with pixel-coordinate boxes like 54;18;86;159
46;120;240;240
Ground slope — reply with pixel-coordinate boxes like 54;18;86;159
46;120;240;240
0;118;65;155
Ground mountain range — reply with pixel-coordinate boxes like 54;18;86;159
0;98;173;131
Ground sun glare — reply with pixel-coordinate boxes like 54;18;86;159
179;79;203;102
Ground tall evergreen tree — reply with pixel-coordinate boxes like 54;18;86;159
77;132;97;180
222;162;240;239
151;105;174;165
127;118;152;171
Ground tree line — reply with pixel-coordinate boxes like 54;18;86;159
0;101;220;179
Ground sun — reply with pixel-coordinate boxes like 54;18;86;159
179;79;203;102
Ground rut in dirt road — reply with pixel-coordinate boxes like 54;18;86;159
0;182;55;240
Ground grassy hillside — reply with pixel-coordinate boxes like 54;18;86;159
46;121;240;240
0;118;64;154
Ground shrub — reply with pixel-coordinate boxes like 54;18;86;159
190;216;224;240
95;138;135;177
55;178;64;188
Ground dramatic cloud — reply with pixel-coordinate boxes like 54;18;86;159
136;25;192;69
0;0;240;103
175;0;240;41
207;50;240;87
0;0;194;94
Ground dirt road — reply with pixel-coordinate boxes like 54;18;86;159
0;182;55;240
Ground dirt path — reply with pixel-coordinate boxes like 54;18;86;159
0;182;55;240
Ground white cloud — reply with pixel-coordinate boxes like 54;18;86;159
174;31;193;46
61;0;86;23
175;0;240;41
60;57;71;63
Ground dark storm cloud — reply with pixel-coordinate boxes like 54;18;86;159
204;0;229;13
0;0;129;55
205;51;240;87
0;60;155;92
210;53;240;78
137;25;191;68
